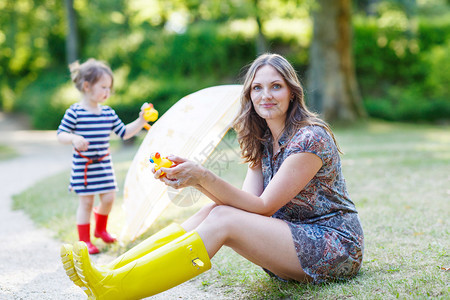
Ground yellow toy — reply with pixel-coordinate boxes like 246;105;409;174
149;152;173;176
143;103;158;130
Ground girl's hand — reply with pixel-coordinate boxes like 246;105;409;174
72;135;89;152
153;155;206;189
138;103;147;123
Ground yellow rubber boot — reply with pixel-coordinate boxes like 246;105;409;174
73;231;211;300
60;244;94;298
107;223;186;269
61;223;185;296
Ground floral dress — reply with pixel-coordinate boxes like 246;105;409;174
261;125;364;283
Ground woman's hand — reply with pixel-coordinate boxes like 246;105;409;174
153;155;206;189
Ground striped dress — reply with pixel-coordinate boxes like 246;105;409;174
57;103;126;195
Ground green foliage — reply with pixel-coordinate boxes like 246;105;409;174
16;21;257;128
14;67;72;129
0;0;66;111
364;87;450;122
1;0;450;126
423;40;450;99
159;23;251;78
353;15;450;122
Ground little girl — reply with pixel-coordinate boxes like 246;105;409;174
57;58;147;254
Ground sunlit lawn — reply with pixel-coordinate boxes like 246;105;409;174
0;144;18;161
13;120;449;299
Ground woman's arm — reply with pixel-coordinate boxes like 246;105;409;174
194;185;225;205
158;153;322;216
194;163;264;205
242;164;264;196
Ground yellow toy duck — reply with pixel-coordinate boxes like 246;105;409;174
149;152;173;176
143;103;158;130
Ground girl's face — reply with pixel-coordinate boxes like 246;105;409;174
84;74;112;104
250;65;291;124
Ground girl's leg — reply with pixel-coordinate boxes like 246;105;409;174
77;194;94;224
196;205;311;282
76;194;99;254
97;191;115;215
94;191;116;243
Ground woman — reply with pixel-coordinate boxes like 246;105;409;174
62;53;364;300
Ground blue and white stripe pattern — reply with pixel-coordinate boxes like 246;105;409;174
57;103;126;195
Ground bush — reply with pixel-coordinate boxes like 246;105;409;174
423;41;450;99
15;68;71;130
364;85;450;122
17;22;258;129
12;14;450;128
354;15;450;122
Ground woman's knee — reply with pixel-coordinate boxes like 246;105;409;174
202;202;219;213
205;205;244;230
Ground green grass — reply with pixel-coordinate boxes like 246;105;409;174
0;144;18;161
12;120;450;299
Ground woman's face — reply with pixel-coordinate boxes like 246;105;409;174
250;65;292;124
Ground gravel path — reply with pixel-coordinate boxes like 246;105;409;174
0;113;85;299
0;113;225;300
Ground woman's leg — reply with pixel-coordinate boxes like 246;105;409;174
181;203;218;231
67;204;308;299
72;231;211;299
196;205;311;282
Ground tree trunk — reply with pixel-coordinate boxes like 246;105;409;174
64;0;78;64
254;0;268;55
307;0;366;122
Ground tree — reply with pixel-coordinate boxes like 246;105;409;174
64;0;79;64
253;0;269;54
307;0;367;122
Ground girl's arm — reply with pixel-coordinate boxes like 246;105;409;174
122;104;149;140
57;131;89;151
123;117;147;140
157;153;322;216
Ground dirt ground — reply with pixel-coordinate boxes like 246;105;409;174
0;112;226;299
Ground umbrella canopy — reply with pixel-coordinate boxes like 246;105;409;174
120;85;243;242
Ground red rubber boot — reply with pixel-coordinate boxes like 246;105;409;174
94;208;117;243
77;224;99;254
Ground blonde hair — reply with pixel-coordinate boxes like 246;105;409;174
233;53;340;167
69;58;114;92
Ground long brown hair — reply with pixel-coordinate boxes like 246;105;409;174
233;53;340;167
